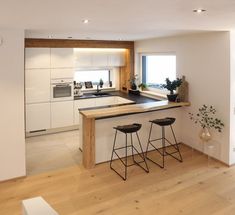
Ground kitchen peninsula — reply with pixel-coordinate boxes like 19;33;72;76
79;95;190;169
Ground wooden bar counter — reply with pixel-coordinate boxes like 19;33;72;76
80;101;190;169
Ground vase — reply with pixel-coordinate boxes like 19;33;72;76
199;127;212;142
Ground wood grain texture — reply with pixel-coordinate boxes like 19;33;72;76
80;101;190;119
25;38;134;49
0;145;233;215
82;117;95;169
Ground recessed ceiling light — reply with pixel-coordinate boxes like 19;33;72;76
82;19;90;24
193;9;206;13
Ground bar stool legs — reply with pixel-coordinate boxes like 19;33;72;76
110;124;149;181
145;119;183;168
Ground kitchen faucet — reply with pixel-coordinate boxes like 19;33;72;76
97;84;101;93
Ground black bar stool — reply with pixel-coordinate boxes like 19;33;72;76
110;123;149;180
145;117;183;168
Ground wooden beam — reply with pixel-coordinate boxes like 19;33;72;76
82;116;95;169
25;38;134;49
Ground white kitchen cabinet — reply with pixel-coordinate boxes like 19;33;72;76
25;48;51;69
26;103;51;132
74;51;92;67
25;69;51;103
95;96;116;106
91;52;108;67
51;68;74;79
108;52;125;67
51;48;74;68
51;101;74;128
74;99;96;125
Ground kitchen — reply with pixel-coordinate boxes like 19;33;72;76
25;39;167;175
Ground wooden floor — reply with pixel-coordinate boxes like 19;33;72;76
1;145;235;215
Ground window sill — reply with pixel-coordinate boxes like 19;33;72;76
81;86;116;92
140;90;167;100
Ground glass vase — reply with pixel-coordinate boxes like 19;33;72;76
199;127;212;142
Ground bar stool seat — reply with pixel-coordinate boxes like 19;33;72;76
114;123;142;133
150;117;175;126
110;123;149;180
146;117;183;168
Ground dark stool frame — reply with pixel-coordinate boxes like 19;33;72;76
110;126;149;181
145;119;183;168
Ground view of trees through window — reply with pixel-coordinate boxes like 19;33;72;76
142;55;176;88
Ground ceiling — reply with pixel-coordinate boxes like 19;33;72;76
1;0;235;41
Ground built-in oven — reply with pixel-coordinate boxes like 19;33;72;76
51;79;73;101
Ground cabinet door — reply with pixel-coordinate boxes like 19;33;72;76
51;48;74;68
95;97;116;107
25;48;50;69
91;52;108;67
51;101;74;128
51;68;74;79
74;99;96;125
26;103;51;132
25;69;51;103
74;51;92;67
108;52;125;67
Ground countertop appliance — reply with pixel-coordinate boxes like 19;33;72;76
51;78;73;101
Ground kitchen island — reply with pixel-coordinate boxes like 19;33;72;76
79;95;190;169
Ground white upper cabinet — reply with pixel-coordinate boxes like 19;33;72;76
51;68;74;79
25;69;51;103
25;48;50;69
108;52;125;67
74;51;92;67
91;52;108;67
74;49;126;68
51;48;74;68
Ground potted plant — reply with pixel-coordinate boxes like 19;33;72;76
138;83;147;91
129;74;138;90
161;78;182;102
189;105;224;141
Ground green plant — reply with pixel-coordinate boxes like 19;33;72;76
161;78;182;94
189;105;224;132
138;83;147;91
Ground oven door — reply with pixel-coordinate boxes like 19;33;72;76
51;83;73;101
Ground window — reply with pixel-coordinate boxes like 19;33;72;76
74;69;110;85
142;54;176;89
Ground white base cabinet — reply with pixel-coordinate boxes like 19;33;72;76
51;101;74;128
74;99;96;125
26;103;51;132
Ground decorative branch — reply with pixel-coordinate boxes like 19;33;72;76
189;104;224;132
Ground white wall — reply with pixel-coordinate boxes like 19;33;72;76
0;29;26;181
229;31;235;164
135;32;231;164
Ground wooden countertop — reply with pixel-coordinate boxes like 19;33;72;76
80;100;190;119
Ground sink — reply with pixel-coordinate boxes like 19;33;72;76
92;92;111;97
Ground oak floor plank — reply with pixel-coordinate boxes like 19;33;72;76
0;145;234;215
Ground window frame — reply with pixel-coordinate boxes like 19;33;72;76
74;68;111;85
140;52;177;94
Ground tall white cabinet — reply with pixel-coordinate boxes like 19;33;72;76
25;48;51;69
25;48;75;133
